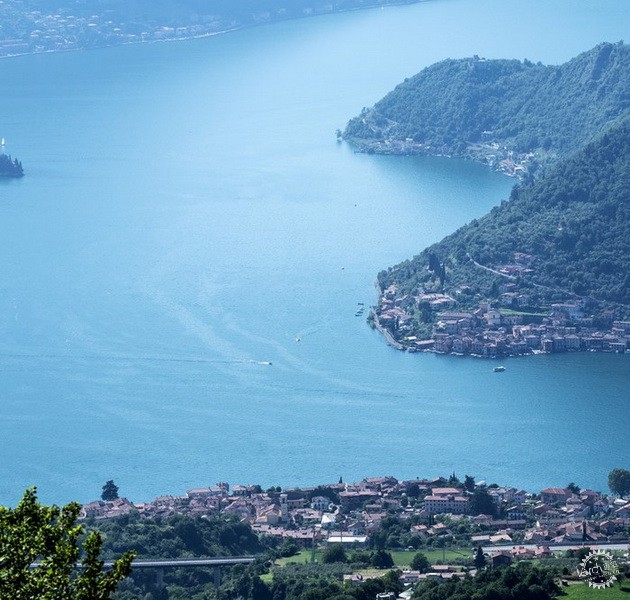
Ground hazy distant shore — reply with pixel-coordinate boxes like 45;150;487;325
0;0;428;61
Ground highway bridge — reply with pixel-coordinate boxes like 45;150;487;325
34;555;258;588
102;556;256;569
117;556;257;587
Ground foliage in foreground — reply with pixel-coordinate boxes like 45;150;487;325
0;488;134;600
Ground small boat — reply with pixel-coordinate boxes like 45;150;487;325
0;138;4;146
493;366;506;372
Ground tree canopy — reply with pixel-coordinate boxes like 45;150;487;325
0;488;134;599
608;468;630;497
101;480;120;502
410;552;430;573
412;562;559;600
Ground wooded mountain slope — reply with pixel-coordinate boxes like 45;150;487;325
345;42;630;161
378;118;630;306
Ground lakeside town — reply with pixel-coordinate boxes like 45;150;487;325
348;132;537;179
82;474;630;571
373;252;630;358
0;6;237;58
0;1;419;59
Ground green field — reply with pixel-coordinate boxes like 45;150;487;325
499;308;548;317
274;548;471;569
560;583;630;599
275;550;322;566
390;549;471;566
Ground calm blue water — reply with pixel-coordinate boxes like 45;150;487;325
0;0;628;505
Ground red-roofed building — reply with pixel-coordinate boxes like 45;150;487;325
540;488;570;505
431;487;462;496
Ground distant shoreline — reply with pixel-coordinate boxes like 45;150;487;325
0;0;429;62
0;26;243;62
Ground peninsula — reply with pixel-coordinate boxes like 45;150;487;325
343;44;630;357
344;43;630;178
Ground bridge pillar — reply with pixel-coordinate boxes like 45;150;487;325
213;565;221;587
156;568;165;590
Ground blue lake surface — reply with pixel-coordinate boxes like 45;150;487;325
0;0;628;505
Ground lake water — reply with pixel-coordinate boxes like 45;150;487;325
0;0;628;505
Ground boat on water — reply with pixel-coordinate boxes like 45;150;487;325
493;366;506;372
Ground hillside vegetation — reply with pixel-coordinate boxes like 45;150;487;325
344;43;630;173
377;118;630;307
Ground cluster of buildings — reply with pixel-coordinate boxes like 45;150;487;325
0;8;232;57
0;2;375;59
376;277;630;357
469;137;534;178
348;107;536;180
81;476;630;556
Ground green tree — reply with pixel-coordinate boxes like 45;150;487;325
608;468;630;497
380;569;404;596
474;546;486;569
448;472;460;486
464;475;475;492
469;488;497;517
0;487;134;599
321;544;347;564
371;549;394;569
410;552;430;572
566;482;580;495
101;480;119;501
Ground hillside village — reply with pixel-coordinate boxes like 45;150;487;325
82;475;630;579
374;251;630;357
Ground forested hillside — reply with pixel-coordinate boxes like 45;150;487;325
344;43;630;172
378;117;630;308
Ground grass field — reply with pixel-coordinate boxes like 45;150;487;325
560;583;630;599
275;550;321;566
274;548;472;568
